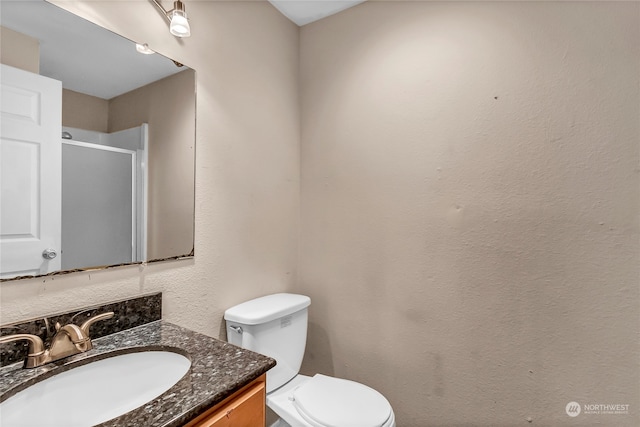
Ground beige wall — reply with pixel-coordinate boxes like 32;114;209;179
108;70;196;260
62;88;109;132
299;2;639;426
0;0;300;343
0;26;39;73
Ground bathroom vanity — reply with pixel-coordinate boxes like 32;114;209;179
0;294;275;427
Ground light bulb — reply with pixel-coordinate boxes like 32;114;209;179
169;10;190;37
135;43;155;54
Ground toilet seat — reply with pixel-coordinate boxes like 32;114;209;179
292;374;392;427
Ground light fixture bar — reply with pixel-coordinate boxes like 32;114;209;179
151;0;172;23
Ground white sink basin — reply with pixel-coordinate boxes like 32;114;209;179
0;350;191;427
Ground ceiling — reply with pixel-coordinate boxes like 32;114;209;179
1;0;184;100
268;0;366;26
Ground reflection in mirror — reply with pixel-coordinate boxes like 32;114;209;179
0;0;195;281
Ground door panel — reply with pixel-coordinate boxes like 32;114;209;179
1;64;62;279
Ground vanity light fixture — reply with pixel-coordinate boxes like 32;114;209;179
151;0;191;38
135;43;155;54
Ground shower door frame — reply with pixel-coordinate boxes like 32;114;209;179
61;139;143;267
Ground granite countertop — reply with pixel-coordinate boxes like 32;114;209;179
0;320;276;426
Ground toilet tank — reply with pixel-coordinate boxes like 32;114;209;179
224;293;311;392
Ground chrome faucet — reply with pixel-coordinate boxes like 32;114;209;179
0;312;114;368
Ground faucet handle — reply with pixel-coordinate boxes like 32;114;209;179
80;312;115;337
0;334;46;368
0;333;45;356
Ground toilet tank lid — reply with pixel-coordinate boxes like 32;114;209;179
224;293;311;325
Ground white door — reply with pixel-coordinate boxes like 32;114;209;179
0;64;62;279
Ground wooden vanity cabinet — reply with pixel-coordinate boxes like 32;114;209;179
184;374;266;427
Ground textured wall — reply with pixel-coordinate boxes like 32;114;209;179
299;2;639;426
0;0;300;340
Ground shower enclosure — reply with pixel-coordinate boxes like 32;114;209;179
61;125;147;270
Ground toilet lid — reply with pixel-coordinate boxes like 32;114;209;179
292;374;392;427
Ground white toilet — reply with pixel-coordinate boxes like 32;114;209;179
224;293;396;427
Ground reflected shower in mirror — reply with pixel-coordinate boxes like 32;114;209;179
0;0;195;280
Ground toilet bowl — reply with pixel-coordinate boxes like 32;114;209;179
267;374;395;427
224;293;396;427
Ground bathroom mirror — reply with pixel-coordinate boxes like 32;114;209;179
0;0;195;281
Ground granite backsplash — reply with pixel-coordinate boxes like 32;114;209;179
0;292;162;366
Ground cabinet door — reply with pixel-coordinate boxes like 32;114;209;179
189;379;265;427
